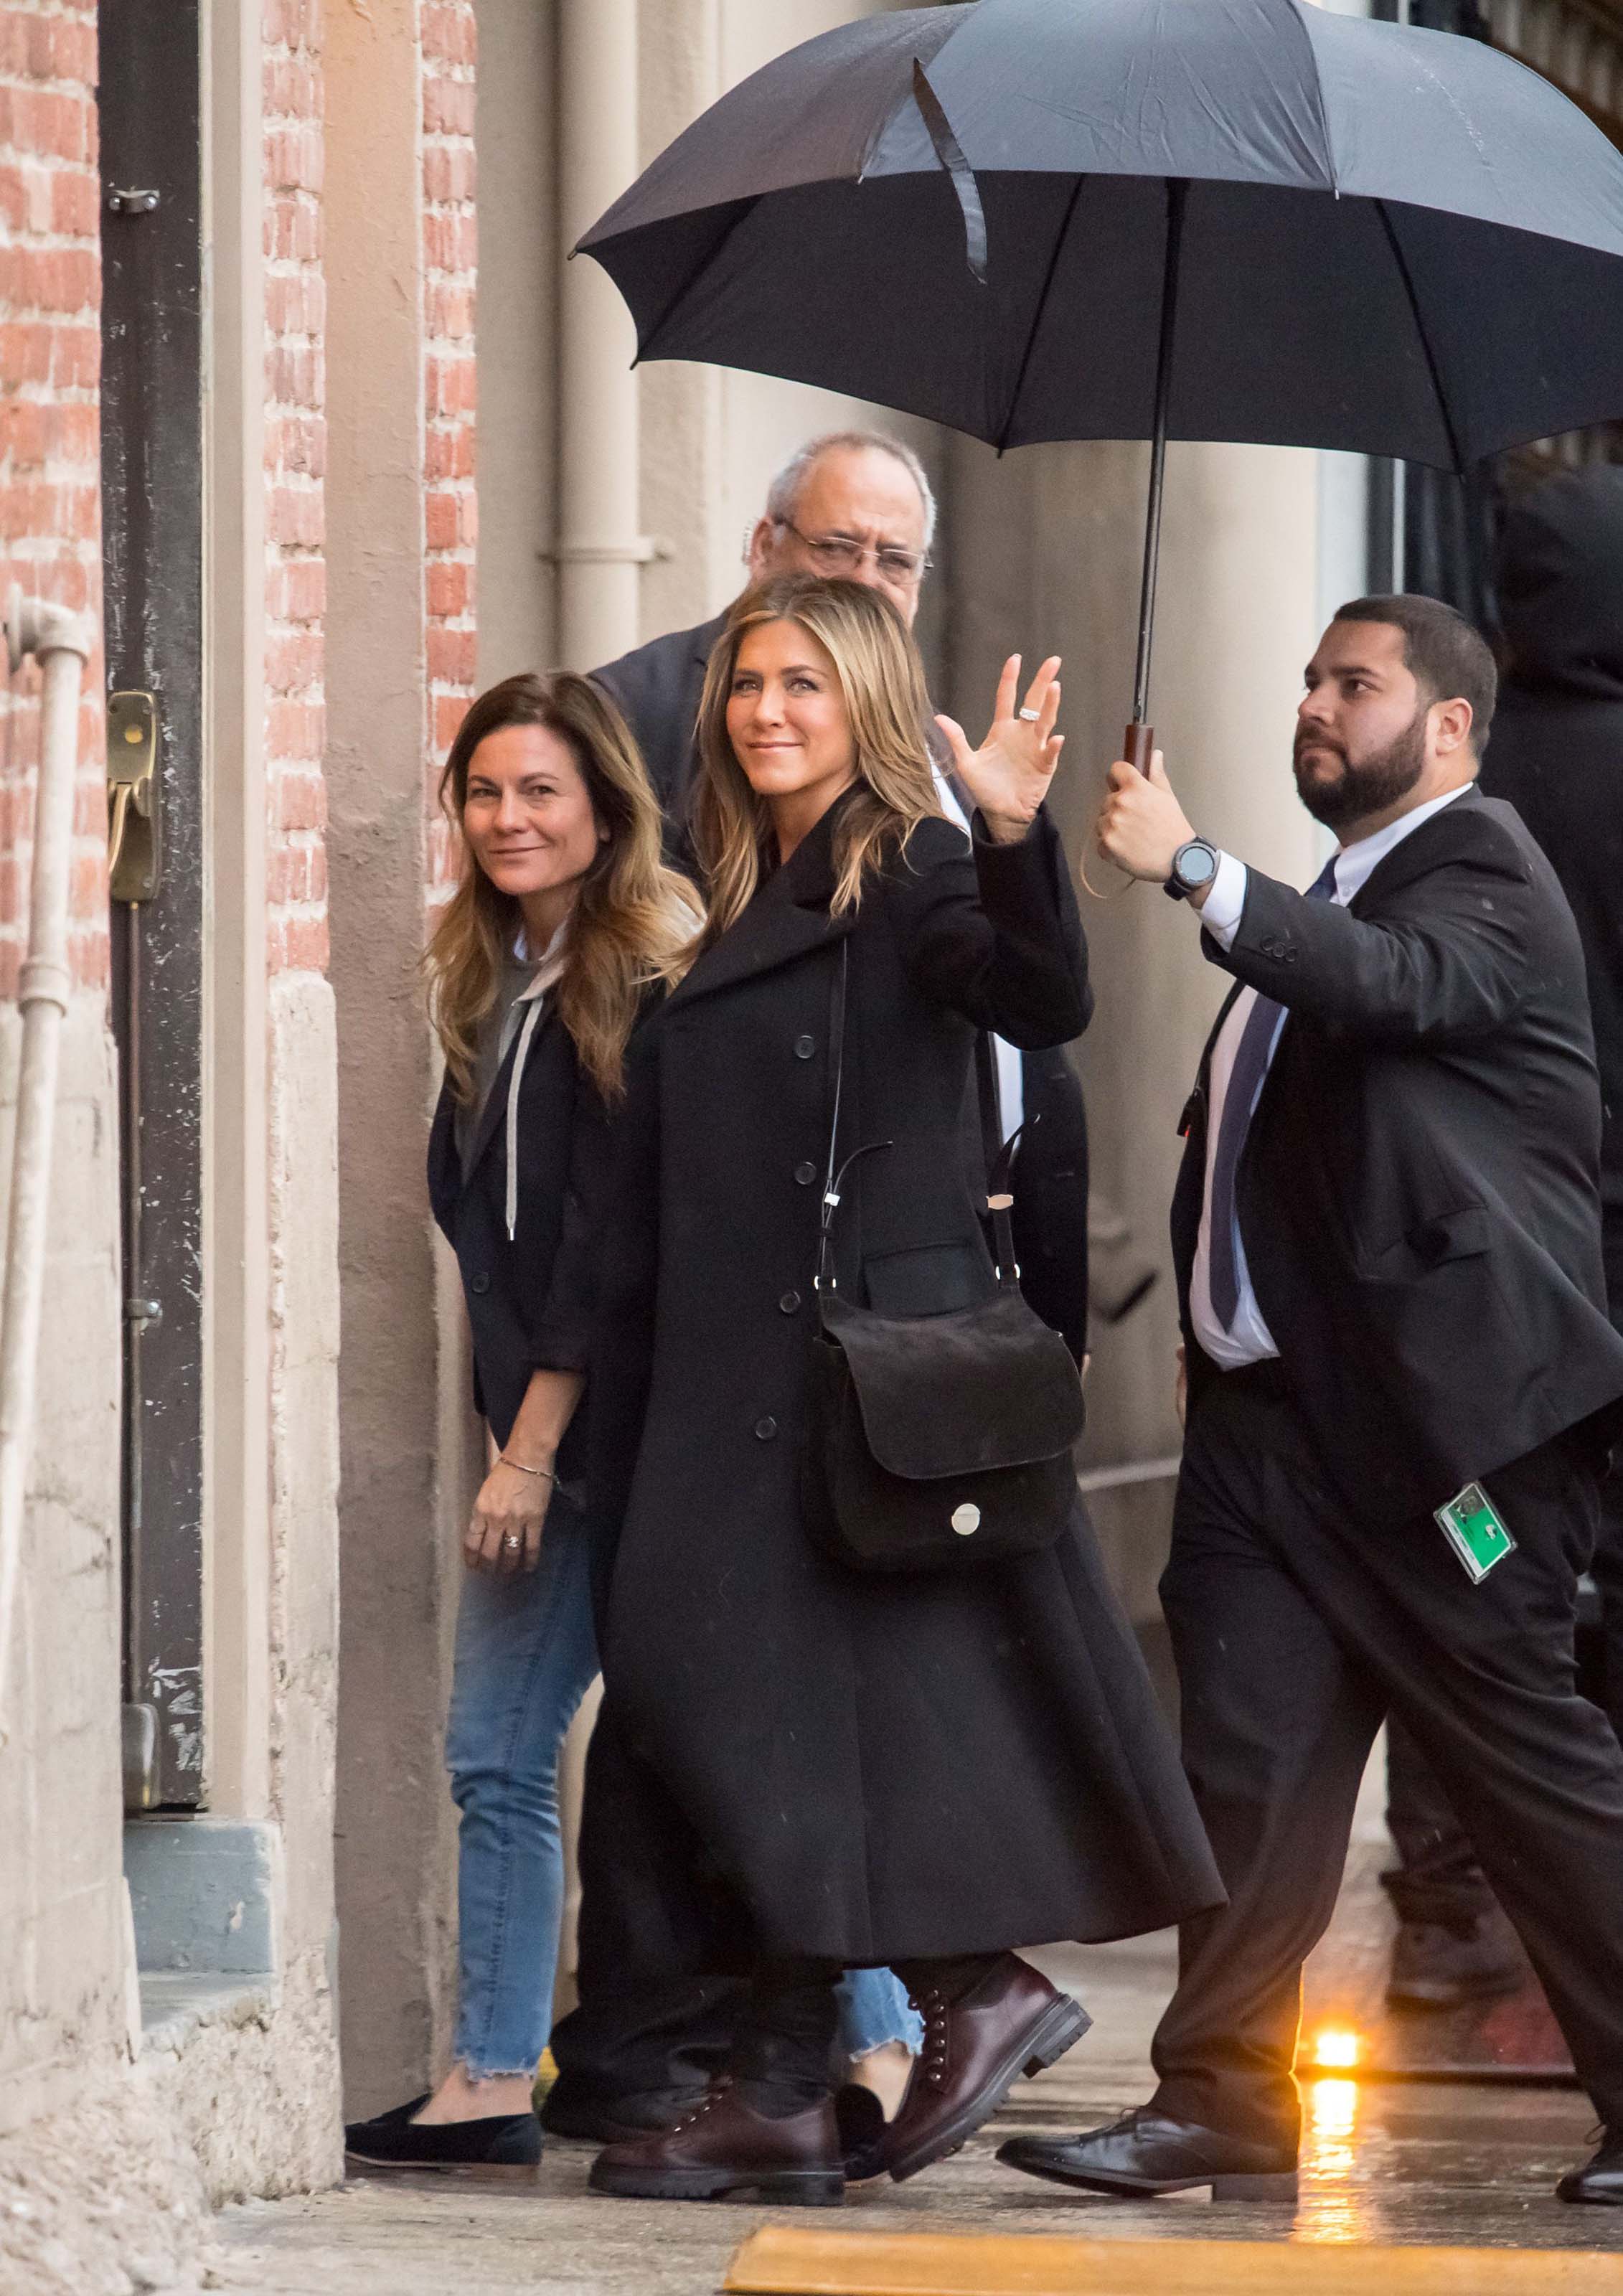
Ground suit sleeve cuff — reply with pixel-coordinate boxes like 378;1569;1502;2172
1197;852;1247;949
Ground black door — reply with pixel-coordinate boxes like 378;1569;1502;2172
99;0;205;1810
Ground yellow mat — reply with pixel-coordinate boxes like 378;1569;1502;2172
723;2226;1623;2295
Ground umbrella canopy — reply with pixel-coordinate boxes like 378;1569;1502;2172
579;0;1623;471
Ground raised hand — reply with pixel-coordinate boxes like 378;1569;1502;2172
934;654;1063;845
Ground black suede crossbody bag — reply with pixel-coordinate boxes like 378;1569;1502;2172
801;942;1084;1573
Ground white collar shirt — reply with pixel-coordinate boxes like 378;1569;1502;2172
1189;784;1472;1370
932;763;1025;1140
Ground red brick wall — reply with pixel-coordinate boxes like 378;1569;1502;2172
0;0;105;999
264;0;329;978
420;0;476;916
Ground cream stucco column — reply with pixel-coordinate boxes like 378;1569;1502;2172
557;0;646;669
324;0;463;2117
203;0;273;1825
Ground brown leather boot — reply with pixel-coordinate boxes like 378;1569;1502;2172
875;1952;1091;2183
588;2082;846;2205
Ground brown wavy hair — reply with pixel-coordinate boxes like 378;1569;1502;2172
425;672;698;1103
691;575;945;946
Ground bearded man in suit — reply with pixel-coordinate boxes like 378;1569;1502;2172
998;593;1623;2210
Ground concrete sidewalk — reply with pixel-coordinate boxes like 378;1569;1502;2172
216;1921;1621;2295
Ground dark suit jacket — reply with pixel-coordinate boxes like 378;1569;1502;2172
427;1008;611;1464
593;611;1094;1354
1171;786;1623;1518
593;611;728;845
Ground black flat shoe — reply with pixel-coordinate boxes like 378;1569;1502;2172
997;2106;1297;2203
344;2093;542;2180
1558;2130;1623;2203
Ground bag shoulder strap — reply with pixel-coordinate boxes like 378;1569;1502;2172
818;941;1019;1292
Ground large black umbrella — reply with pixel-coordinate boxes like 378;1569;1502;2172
579;0;1623;764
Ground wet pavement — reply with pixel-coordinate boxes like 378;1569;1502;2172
217;1922;1623;2293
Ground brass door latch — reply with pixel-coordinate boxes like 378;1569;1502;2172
107;690;161;903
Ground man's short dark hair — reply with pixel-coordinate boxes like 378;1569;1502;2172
1332;593;1497;752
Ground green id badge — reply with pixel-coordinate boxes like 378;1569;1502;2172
1434;1482;1517;1584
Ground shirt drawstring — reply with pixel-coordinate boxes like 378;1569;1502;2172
505;994;546;1242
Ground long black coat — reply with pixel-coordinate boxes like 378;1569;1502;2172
590;799;1223;1962
427;1007;609;1466
1173;788;1623;1522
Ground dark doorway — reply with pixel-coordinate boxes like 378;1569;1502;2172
98;0;206;1811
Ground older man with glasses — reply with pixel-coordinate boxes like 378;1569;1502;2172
591;430;935;836
544;432;1099;2187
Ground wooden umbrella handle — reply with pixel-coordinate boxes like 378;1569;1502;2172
1124;721;1154;777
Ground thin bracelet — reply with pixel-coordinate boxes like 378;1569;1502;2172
499;1454;555;1481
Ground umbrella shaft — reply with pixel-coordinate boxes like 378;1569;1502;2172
1132;179;1188;739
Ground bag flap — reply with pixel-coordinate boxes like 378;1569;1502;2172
819;1286;1084;1479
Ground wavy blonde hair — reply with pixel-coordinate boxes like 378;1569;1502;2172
425;672;699;1104
691;575;946;946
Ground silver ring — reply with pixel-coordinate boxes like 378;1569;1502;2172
502;1534;521;1551
1017;706;1040;722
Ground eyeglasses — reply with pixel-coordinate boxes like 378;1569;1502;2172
775;519;932;584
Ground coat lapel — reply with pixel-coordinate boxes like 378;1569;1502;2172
667;796;856;1012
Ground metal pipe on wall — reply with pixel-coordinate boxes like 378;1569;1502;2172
0;592;93;1744
557;0;648;670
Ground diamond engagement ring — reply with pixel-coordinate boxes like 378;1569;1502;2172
502;1534;521;1551
1017;705;1040;721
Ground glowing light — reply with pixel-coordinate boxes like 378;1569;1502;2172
1309;2076;1358;2140
1312;2028;1360;2069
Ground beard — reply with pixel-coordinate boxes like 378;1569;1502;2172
1293;709;1427;832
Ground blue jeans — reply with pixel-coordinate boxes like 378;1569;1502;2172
837;1967;924;2061
445;1498;601;2079
444;1497;921;2079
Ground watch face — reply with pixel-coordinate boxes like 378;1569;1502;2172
1178;842;1217;889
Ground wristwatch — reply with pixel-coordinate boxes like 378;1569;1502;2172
1165;837;1220;901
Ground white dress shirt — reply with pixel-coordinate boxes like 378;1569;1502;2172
933;765;1025;1139
1190;784;1472;1369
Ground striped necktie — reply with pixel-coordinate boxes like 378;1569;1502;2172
1207;857;1337;1331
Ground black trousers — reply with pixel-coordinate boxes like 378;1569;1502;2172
1150;1362;1623;2149
548;1700;745;2104
1383;1473;1623;1925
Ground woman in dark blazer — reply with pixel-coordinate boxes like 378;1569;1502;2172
588;578;1223;2208
344;671;696;2179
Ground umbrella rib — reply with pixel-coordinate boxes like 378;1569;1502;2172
993;174;1089;457
1373;201;1465;478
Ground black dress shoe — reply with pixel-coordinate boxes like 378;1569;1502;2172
588;2083;845;2205
1558;2130;1623;2203
997;2107;1298;2203
1386;1912;1523;2008
540;2081;707;2145
344;2094;541;2179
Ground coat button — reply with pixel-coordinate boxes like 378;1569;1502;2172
794;1033;817;1060
794;1160;817;1185
469;1272;491;1296
778;1290;801;1315
754;1416;778;1441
